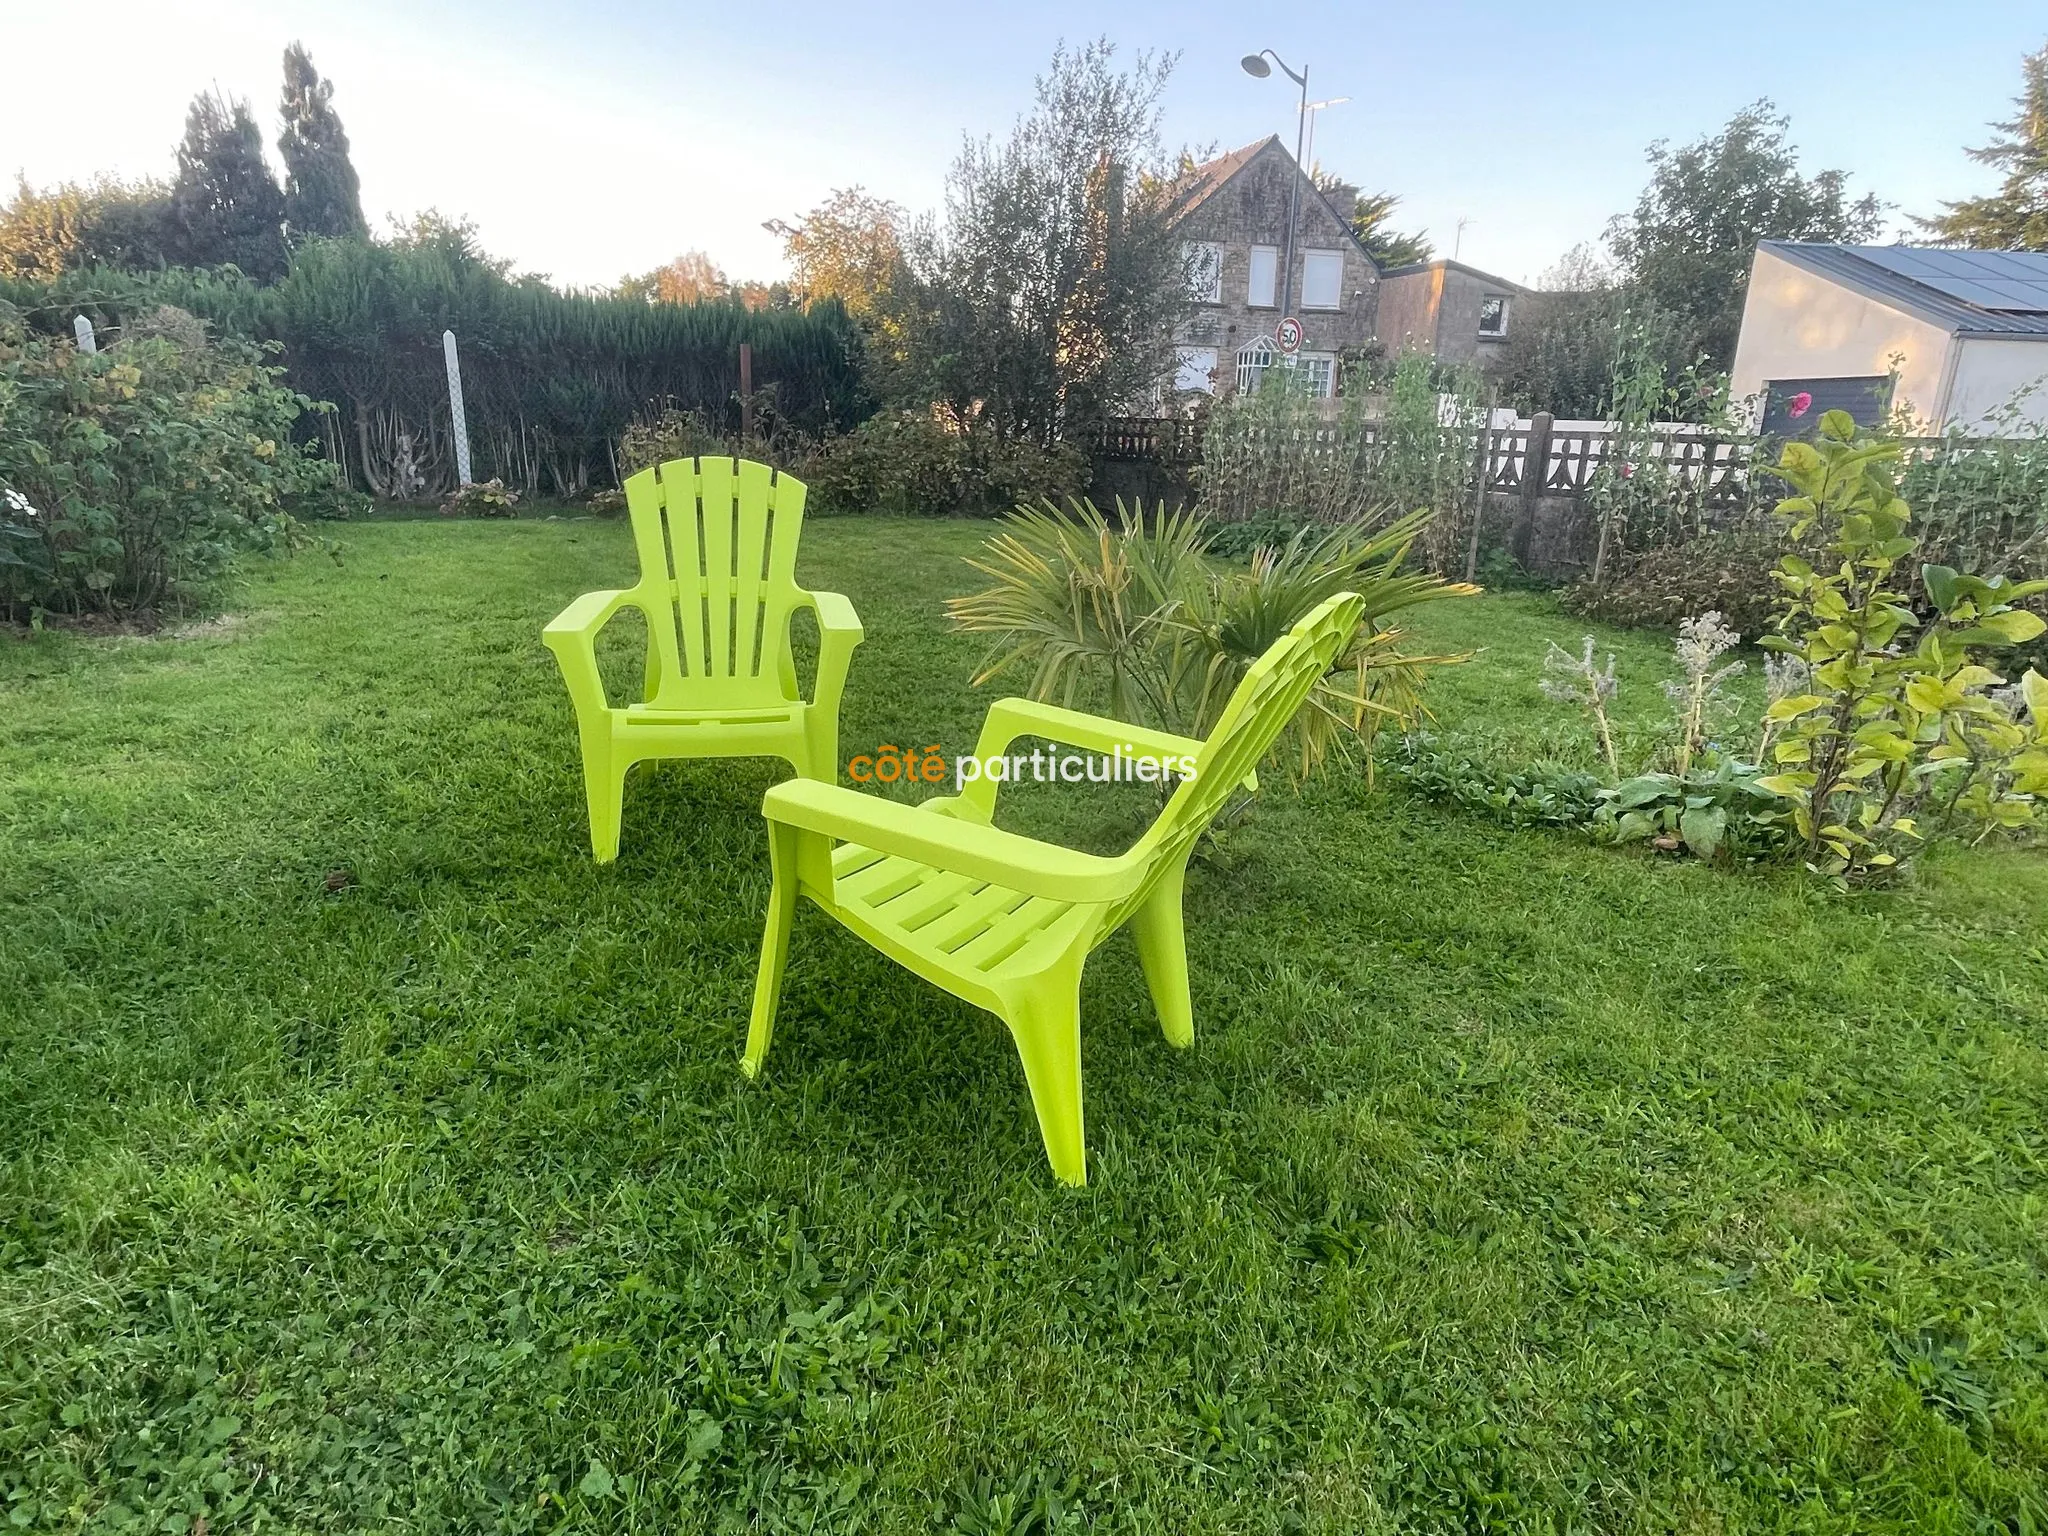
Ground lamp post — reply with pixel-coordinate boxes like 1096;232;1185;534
1240;49;1310;320
1301;96;1349;186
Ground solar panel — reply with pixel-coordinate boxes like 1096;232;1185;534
1854;245;2048;312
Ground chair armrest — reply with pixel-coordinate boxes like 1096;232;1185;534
542;588;641;712
543;587;637;643
790;588;864;708
953;697;1250;822
763;779;1140;905
800;588;863;643
973;697;1202;764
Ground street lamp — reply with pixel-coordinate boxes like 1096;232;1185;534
1241;48;1310;319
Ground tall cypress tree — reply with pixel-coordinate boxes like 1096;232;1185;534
171;90;287;280
278;43;368;241
1918;41;2048;251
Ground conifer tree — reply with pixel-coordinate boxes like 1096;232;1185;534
278;43;368;241
1919;41;2048;250
171;90;287;279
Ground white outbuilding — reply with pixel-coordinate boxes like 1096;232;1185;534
1730;243;2048;436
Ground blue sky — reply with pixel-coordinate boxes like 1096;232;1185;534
3;0;2042;290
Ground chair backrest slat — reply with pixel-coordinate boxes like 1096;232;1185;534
1103;592;1362;931
622;457;808;707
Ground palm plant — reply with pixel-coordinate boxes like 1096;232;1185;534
947;496;1209;725
948;497;1476;780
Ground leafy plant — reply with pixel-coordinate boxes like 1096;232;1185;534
947;497;1476;780
1538;636;1622;778
0;308;326;618
1195;363;1389;530
1756;410;2048;877
439;477;519;518
1664;610;1745;777
1593;760;1788;861
1381;351;1486;574
1201;514;1314;561
1197;352;1483;570
1385;735;1606;829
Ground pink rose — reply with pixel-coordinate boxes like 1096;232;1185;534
1787;391;1813;419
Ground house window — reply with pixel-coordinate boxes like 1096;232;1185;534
1235;338;1277;395
1293;352;1335;398
1478;295;1509;337
1174;345;1218;395
1186;242;1223;304
1247;245;1278;308
1300;250;1344;310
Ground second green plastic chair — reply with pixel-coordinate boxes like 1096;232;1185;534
742;592;1364;1185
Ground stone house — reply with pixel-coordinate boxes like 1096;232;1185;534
1170;137;1379;401
1167;138;1527;400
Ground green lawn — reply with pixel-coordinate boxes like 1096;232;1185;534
3;515;2046;1533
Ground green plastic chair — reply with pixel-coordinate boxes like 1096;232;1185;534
743;591;1364;1185
543;456;862;862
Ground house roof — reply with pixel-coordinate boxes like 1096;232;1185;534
1178;138;1274;217
1175;138;1382;272
1378;257;1529;294
1761;241;2048;339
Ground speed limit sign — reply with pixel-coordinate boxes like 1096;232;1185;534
1275;315;1304;353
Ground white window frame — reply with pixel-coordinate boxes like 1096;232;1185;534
1186;241;1224;304
1478;294;1510;338
1292;352;1336;398
1173;345;1218;395
1247;245;1278;309
1235;338;1277;395
1300;249;1345;311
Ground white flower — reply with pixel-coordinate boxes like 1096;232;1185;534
3;486;38;520
1674;611;1742;681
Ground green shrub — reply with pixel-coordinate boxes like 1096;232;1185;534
619;406;758;475
1755;412;2047;878
1560;528;1787;639
802;412;1084;516
439;478;520;518
0;309;325;619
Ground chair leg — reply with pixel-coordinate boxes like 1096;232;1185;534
1131;856;1195;1047
743;821;801;1078
1004;963;1088;1187
579;725;626;864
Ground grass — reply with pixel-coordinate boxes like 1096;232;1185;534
2;513;2046;1533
